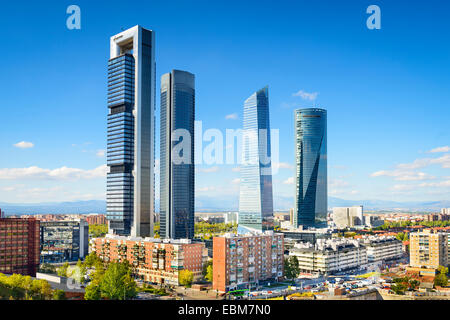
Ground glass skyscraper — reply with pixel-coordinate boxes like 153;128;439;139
107;26;155;237
238;86;274;234
294;108;327;228
160;70;195;239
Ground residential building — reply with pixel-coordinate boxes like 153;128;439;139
0;218;40;276
409;229;448;271
281;228;332;245
332;206;364;229
288;238;367;275
91;235;207;285
212;231;284;293
160;70;195;240
238;86;274;234
85;214;107;225
361;236;403;263
107;25;156;237
0;209;4;218
40;220;89;263
441;208;450;215
289;208;294;225
293;108;327;228
425;213;450;222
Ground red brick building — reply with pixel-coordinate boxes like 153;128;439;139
0;218;40;276
213;231;284;293
92;235;207;285
85;214;107;225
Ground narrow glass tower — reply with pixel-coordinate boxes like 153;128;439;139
238;86;274;234
294;108;327;228
160;70;195;239
106;26;155;237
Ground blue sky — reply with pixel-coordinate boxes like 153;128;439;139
0;0;449;208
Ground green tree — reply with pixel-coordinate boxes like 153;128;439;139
89;224;108;238
85;282;102;300
205;265;213;283
179;269;194;288
284;256;300;280
99;262;136;300
434;266;449;287
202;260;212;280
84;252;102;268
57;262;70;278
53;290;66;300
39;263;57;274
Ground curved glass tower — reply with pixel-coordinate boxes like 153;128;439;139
238;86;274;234
294;108;327;228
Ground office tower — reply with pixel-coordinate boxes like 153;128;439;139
409;229;448;272
333;206;364;229
238;87;274;234
107;26;156;237
293;108;327;228
213;232;284;292
160;70;195;239
0;218;40;276
40;219;89;263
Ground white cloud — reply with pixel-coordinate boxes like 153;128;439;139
96;149;105;158
197;186;216;192
397;154;450;170
292;90;319;101
232;178;241;184
225;113;238;120
197;166;220;173
273;162;294;170
0;165;107;181
283;177;295;185
14;141;34;149
428;146;450;153
232;167;241;172
329;179;349;188
371;170;435;181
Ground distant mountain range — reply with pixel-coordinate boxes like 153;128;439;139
1;196;449;215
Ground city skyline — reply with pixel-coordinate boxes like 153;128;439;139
1;1;450;208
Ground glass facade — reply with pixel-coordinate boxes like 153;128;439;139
294;108;327;228
107;55;135;234
160;70;195;239
40;220;89;263
107;26;155;237
238;87;274;234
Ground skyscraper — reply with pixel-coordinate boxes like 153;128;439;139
294;108;327;228
160;70;195;239
106;26;155;237
238;86;274;234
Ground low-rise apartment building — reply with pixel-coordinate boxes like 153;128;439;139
361;236;403;263
212;231;284;293
288;238;367;275
91;235;208;286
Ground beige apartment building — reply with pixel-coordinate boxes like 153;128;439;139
409;229;448;275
